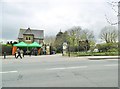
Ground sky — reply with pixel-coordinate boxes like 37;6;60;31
1;0;119;43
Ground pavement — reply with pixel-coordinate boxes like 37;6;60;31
1;54;119;87
0;54;119;60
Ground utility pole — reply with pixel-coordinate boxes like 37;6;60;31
118;1;120;32
118;1;120;88
118;1;120;52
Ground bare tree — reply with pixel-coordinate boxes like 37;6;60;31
67;26;82;46
66;26;95;52
105;1;119;25
67;26;95;45
44;36;55;45
100;26;118;43
79;29;94;41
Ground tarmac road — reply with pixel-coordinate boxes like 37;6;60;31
1;54;118;87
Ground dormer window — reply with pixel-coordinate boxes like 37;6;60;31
25;36;31;41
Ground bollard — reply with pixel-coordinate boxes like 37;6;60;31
3;52;6;59
68;52;70;57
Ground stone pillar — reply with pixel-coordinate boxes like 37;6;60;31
46;45;50;55
62;42;68;56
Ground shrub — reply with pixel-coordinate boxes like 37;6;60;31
108;48;118;52
96;43;118;52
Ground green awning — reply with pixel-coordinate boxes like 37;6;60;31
28;42;42;47
13;42;28;47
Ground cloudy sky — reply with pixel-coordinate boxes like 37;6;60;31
1;0;118;43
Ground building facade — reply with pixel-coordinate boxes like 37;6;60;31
18;28;44;44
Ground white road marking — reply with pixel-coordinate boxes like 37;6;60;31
0;71;18;74
46;66;87;70
104;64;118;67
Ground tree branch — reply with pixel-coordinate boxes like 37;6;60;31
107;2;118;7
105;14;118;25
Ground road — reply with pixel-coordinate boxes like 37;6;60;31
1;54;118;87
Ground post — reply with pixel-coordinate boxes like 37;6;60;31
3;52;6;59
78;41;81;56
118;2;120;57
67;42;70;57
118;1;120;88
49;44;52;55
118;1;120;36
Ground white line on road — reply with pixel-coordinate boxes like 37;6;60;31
104;64;118;67
46;66;87;70
0;71;18;74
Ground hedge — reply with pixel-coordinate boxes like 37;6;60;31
2;45;12;55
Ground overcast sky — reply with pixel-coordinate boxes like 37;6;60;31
1;0;118;43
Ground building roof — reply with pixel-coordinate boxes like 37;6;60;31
56;31;63;37
23;28;33;35
18;28;44;39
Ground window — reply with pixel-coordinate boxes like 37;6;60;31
26;37;28;40
25;36;31;41
29;37;31;40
